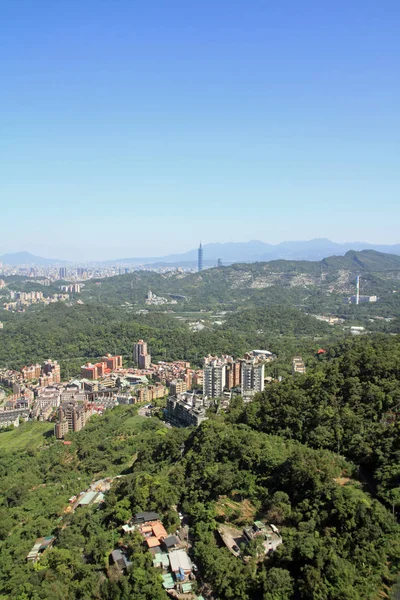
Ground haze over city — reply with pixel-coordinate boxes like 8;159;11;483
1;0;399;260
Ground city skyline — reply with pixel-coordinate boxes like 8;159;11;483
1;0;399;260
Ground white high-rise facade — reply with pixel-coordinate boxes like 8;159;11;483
203;359;226;398
241;361;265;399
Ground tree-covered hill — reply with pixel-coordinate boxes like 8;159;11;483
79;250;400;312
240;335;400;511
221;305;332;336
0;406;399;599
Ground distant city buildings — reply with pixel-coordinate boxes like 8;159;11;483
60;283;81;293
4;290;70;311
59;267;67;280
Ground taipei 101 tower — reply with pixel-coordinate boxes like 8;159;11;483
198;242;203;272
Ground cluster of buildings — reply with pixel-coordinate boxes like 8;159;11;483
0;357;121;432
0;339;280;434
81;354;123;379
162;350;276;428
145;290;177;306
3;290;70;311
0;261;194;286
203;350;274;401
118;512;199;597
21;359;61;385
218;520;282;559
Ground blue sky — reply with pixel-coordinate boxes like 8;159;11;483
1;0;399;260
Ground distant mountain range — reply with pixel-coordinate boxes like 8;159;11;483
0;251;67;266
1;239;400;267
107;238;400;266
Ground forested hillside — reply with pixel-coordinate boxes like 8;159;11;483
241;336;400;511
0;361;400;599
78;249;400;311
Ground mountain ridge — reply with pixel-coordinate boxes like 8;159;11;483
2;239;400;266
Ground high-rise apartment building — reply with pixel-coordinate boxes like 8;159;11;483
203;359;226;398
59;267;67;279
198;242;203;272
241;361;265;399
133;340;151;369
225;360;242;389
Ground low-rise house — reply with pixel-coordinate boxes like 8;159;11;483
243;521;282;554
153;552;170;570
163;534;180;551
132;511;160;524
110;549;132;572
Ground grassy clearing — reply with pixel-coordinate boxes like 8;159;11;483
216;495;256;524
122;414;150;431
0;421;54;451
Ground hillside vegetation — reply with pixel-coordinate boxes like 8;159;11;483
78;250;400;315
1;338;400;598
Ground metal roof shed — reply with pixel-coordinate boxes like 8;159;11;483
78;491;98;506
169;549;192;573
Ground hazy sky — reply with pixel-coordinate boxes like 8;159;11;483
1;0;399;260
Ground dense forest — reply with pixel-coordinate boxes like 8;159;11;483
240;336;400;512
0;336;400;599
